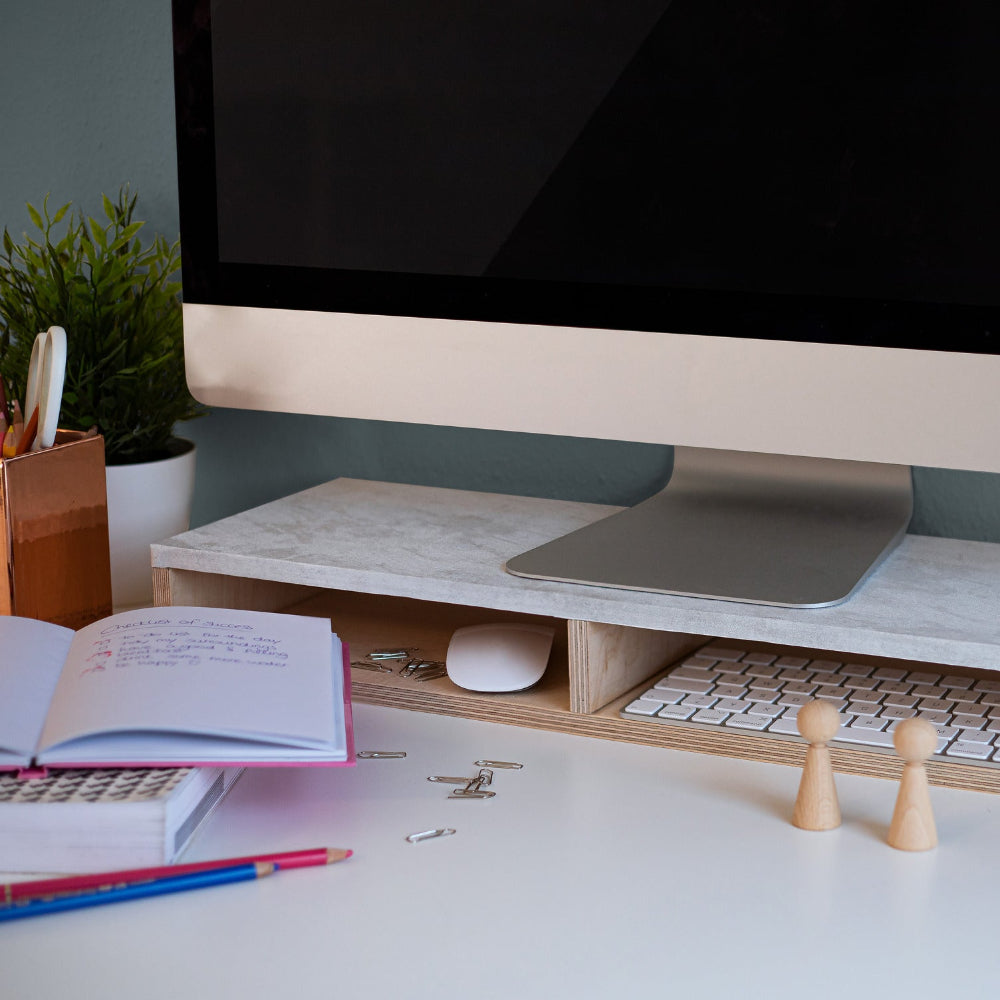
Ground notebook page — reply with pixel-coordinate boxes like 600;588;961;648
37;607;336;756
0;617;73;764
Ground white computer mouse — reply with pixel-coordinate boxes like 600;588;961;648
446;622;555;692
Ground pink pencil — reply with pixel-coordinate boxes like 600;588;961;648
3;846;352;905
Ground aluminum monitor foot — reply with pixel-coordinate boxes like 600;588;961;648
505;447;913;608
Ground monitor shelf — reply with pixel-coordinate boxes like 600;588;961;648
151;478;1000;793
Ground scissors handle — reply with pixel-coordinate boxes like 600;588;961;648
26;326;67;451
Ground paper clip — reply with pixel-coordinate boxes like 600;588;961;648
357;751;407;759
413;664;447;682
400;659;445;679
473;760;523;769
406;828;456;843
427;776;473;784
447;769;496;798
350;660;393;674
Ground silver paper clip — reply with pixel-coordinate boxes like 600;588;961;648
400;659;445;679
473;760;523;769
357;750;407;759
350;660;393;674
414;665;447;681
406;828;456;843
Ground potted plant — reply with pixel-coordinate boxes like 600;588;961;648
0;186;206;607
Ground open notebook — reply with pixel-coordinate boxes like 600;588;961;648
0;606;354;771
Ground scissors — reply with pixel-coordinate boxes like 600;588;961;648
24;325;67;451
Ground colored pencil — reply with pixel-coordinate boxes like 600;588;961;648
13;404;38;455
0;862;274;923
3;846;352;904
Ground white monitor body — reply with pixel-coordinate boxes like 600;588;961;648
183;303;1000;475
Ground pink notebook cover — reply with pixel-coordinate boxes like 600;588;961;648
13;643;356;779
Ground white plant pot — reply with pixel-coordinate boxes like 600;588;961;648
104;440;196;610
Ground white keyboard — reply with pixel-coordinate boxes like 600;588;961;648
621;642;1000;766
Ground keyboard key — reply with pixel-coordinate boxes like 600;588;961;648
750;702;785;718
639;688;681;705
952;714;986;731
658;704;697;721
713;683;749;700
624;699;661;716
745;688;780;704
877;681;914;696
841;663;874;678
691;709;730;725
768;716;802;736
741;652;776;665
682;694;719;710
942;675;975;690
699;646;745;661
682;655;720;670
725;713;772;731
884;693;919;709
842;676;879;691
912;684;948;700
747;675;783;690
670;666;720;681
650;686;689;704
918;698;954;714
974;678;1000;694
848;702;880;717
881;705;916;721
715;698;754;714
947;740;994;760
980;691;1000;707
809;660;842;673
872;666;908;682
744;666;781;681
951;699;986;717
776;669;813;683
660;677;714;695
848;691;884;707
778;692;813;709
775;656;811;669
909;672;942;686
851;716;890;733
916;710;953;727
834;727;895;748
815;685;845;700
782;681;818;696
958;728;993;744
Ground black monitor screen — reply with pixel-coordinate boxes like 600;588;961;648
174;0;1000;353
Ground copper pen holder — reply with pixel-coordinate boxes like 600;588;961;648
0;430;112;629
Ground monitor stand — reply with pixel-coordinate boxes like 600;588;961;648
505;446;913;608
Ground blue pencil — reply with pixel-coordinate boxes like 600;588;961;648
0;861;273;923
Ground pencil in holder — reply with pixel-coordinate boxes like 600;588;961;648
0;429;113;628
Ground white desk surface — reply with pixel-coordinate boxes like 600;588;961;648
3;702;999;999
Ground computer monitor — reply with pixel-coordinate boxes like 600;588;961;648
172;0;1000;607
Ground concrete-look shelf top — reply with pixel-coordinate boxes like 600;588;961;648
152;477;1000;669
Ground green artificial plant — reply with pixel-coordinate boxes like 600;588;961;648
0;186;205;464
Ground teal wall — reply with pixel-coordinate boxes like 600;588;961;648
4;2;999;541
